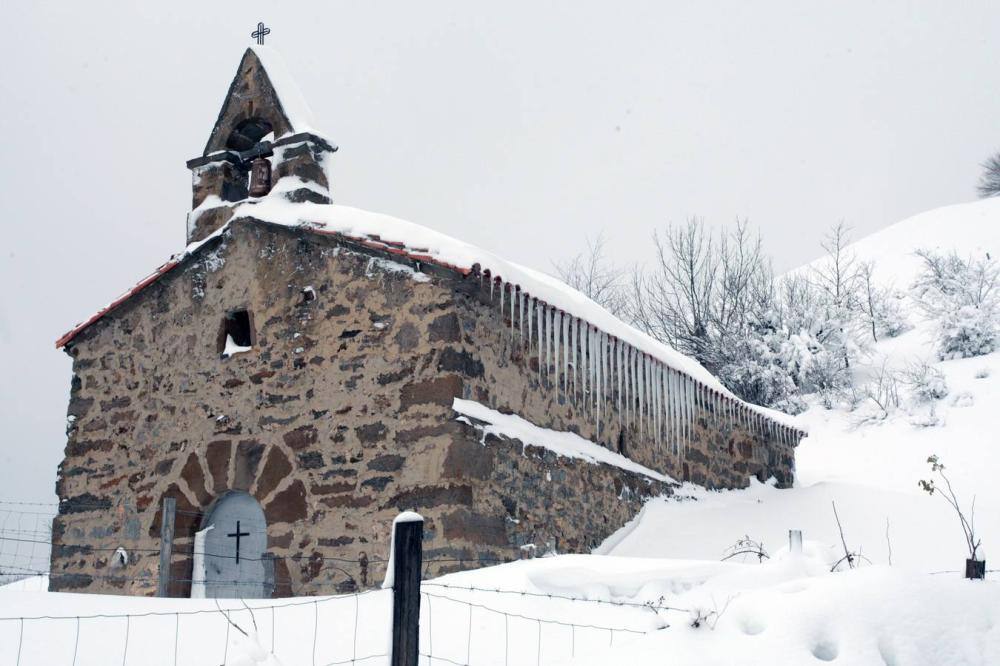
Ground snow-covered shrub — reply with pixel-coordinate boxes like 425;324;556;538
716;317;806;415
909;404;943;428
975;367;990;379
873;290;911;339
858;261;911;341
856;362;901;423
913;250;1000;359
936;305;997;359
901;361;948;403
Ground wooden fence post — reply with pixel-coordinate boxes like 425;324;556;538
390;514;424;666
157;497;176;597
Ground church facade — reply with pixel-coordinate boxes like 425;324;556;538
50;48;804;598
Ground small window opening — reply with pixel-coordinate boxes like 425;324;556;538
219;309;254;357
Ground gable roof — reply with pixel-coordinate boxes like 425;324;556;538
202;47;322;155
55;198;803;431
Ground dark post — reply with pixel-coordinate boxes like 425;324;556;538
966;558;986;580
390;515;424;666
157;497;176;597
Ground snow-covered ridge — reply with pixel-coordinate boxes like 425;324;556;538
790;196;1000;285
453;398;676;484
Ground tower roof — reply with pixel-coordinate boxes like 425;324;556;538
202;46;321;156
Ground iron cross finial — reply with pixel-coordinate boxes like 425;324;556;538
251;22;271;46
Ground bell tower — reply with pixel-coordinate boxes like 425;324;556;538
185;47;337;244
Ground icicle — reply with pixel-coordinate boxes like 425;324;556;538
649;361;655;445
674;372;688;451
545;308;559;382
509;284;515;340
585;326;593;410
536;300;544;380
665;366;671;448
594;328;604;441
636;352;643;439
623;345;631;428
562;313;569;395
663;366;671;453
579;319;586;406
637;350;644;438
589;326;596;413
517;289;524;347
668;369;676;454
553;311;561;390
687;376;694;449
670;370;686;453
570;316;578;403
615;338;625;430
489;275;494;301
499;280;504;317
682;373;688;453
648;360;655;445
653;362;662;447
526;297;534;357
630;347;637;432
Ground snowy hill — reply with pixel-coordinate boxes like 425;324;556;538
790;196;1000;286
3;199;1000;664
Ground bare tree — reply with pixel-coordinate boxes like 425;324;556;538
977;151;1000;198
919;455;984;576
553;232;626;315
812;221;861;310
858;261;880;342
626;218;773;373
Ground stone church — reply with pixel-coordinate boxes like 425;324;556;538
51;47;804;598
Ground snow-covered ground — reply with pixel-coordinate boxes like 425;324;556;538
5;198;1000;664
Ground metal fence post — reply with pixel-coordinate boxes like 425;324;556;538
789;529;803;554
390;514;424;666
157;498;176;597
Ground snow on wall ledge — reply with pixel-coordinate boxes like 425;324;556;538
453;398;676;484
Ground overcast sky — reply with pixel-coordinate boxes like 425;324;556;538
2;1;999;502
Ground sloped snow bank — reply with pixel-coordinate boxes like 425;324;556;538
453;398;676;484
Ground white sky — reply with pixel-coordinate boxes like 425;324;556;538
2;1;999;502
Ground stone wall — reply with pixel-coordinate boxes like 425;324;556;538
51;219;675;597
454;282;798;490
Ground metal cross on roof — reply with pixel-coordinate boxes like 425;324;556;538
251;22;271;46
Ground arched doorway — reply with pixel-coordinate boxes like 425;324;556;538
195;491;270;598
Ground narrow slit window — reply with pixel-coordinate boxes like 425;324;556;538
219;309;254;357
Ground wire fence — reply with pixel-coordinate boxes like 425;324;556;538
0;587;393;666
4;498;997;665
0;580;672;666
0;503;58;586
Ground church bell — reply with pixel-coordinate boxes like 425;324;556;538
248;157;272;197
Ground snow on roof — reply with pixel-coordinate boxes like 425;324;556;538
55;196;802;430
230;198;803;429
250;45;320;138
